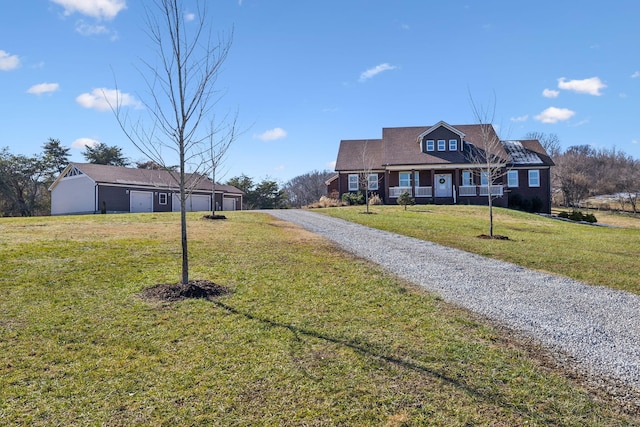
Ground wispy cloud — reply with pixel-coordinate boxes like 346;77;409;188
184;12;195;22
0;50;20;71
71;137;100;149
51;0;126;20
27;82;60;95
254;127;287;141
510;115;528;123
76;88;140;111
359;63;397;82
534;107;576;124
542;88;559;98
632;71;640;78
557;77;606;96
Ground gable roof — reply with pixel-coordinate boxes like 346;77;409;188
334;139;384;171
334;122;554;171
49;163;244;194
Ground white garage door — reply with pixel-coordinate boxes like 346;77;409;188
223;197;236;211
130;191;153;213
172;194;210;212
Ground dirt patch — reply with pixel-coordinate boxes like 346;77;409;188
140;280;230;302
477;234;509;240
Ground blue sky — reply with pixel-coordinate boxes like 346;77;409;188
1;0;639;183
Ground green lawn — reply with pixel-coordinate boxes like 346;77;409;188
318;205;640;295
0;212;637;425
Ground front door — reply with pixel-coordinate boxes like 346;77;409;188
434;174;452;198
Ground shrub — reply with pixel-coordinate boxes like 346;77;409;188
559;210;597;223
368;193;382;206
341;191;364;206
397;191;415;210
307;196;344;208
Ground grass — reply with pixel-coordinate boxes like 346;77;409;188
0;212;638;425
317;205;640;295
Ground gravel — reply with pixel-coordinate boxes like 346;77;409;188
266;209;640;399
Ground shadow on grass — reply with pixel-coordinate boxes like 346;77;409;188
214;301;554;421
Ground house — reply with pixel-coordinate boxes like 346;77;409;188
327;121;555;213
49;163;244;215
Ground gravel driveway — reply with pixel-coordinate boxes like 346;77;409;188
266;209;640;399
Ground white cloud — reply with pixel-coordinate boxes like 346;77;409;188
359;63;397;82
184;12;195;22
75;21;108;36
632;139;638;145
254;127;287;141
27;82;60;95
273;165;285;171
632;71;640;78
0;50;20;71
534;107;576;124
76;87;140;111
542;88;559;98
510;115;528;123
327;161;337;169
557;77;606;96
71;137;100;149
51;0;126;20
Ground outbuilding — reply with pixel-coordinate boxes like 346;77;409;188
49;163;243;215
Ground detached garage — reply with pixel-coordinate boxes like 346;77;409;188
49;163;244;216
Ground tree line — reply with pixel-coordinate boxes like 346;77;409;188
0;138;334;216
528;132;640;212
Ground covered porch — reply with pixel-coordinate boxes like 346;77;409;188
386;168;505;206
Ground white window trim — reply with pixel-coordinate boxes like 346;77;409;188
480;171;489;186
399;172;411;188
462;170;473;187
437;139;446;151
414;171;420;187
528;169;540;187
159;193;168;205
507;170;519;188
368;174;378;190
426;139;434;152
348;174;359;191
449;139;457;151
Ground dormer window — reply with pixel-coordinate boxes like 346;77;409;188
425;139;434;152
449;139;457;151
437;140;446;151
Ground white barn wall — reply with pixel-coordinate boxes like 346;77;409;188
51;175;96;215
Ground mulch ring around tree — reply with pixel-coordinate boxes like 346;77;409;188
140;280;231;302
202;214;227;220
477;234;510;240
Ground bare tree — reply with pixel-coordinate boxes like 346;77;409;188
207;115;237;217
524;132;562;158
468;96;509;237
282;170;334;208
357;140;382;214
113;0;235;284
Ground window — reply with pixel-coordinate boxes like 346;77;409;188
399;172;411;187
507;170;519;187
414;171;420;187
449;139;457;151
437;139;446;151
462;171;473;186
368;174;378;190
348;174;359;191
159;193;168;205
528;169;540;187
426;139;434;152
480;171;489;186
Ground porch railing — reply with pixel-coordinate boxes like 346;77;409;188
459;186;477;196
415;186;432;197
389;186;433;197
479;185;504;196
389;187;412;197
